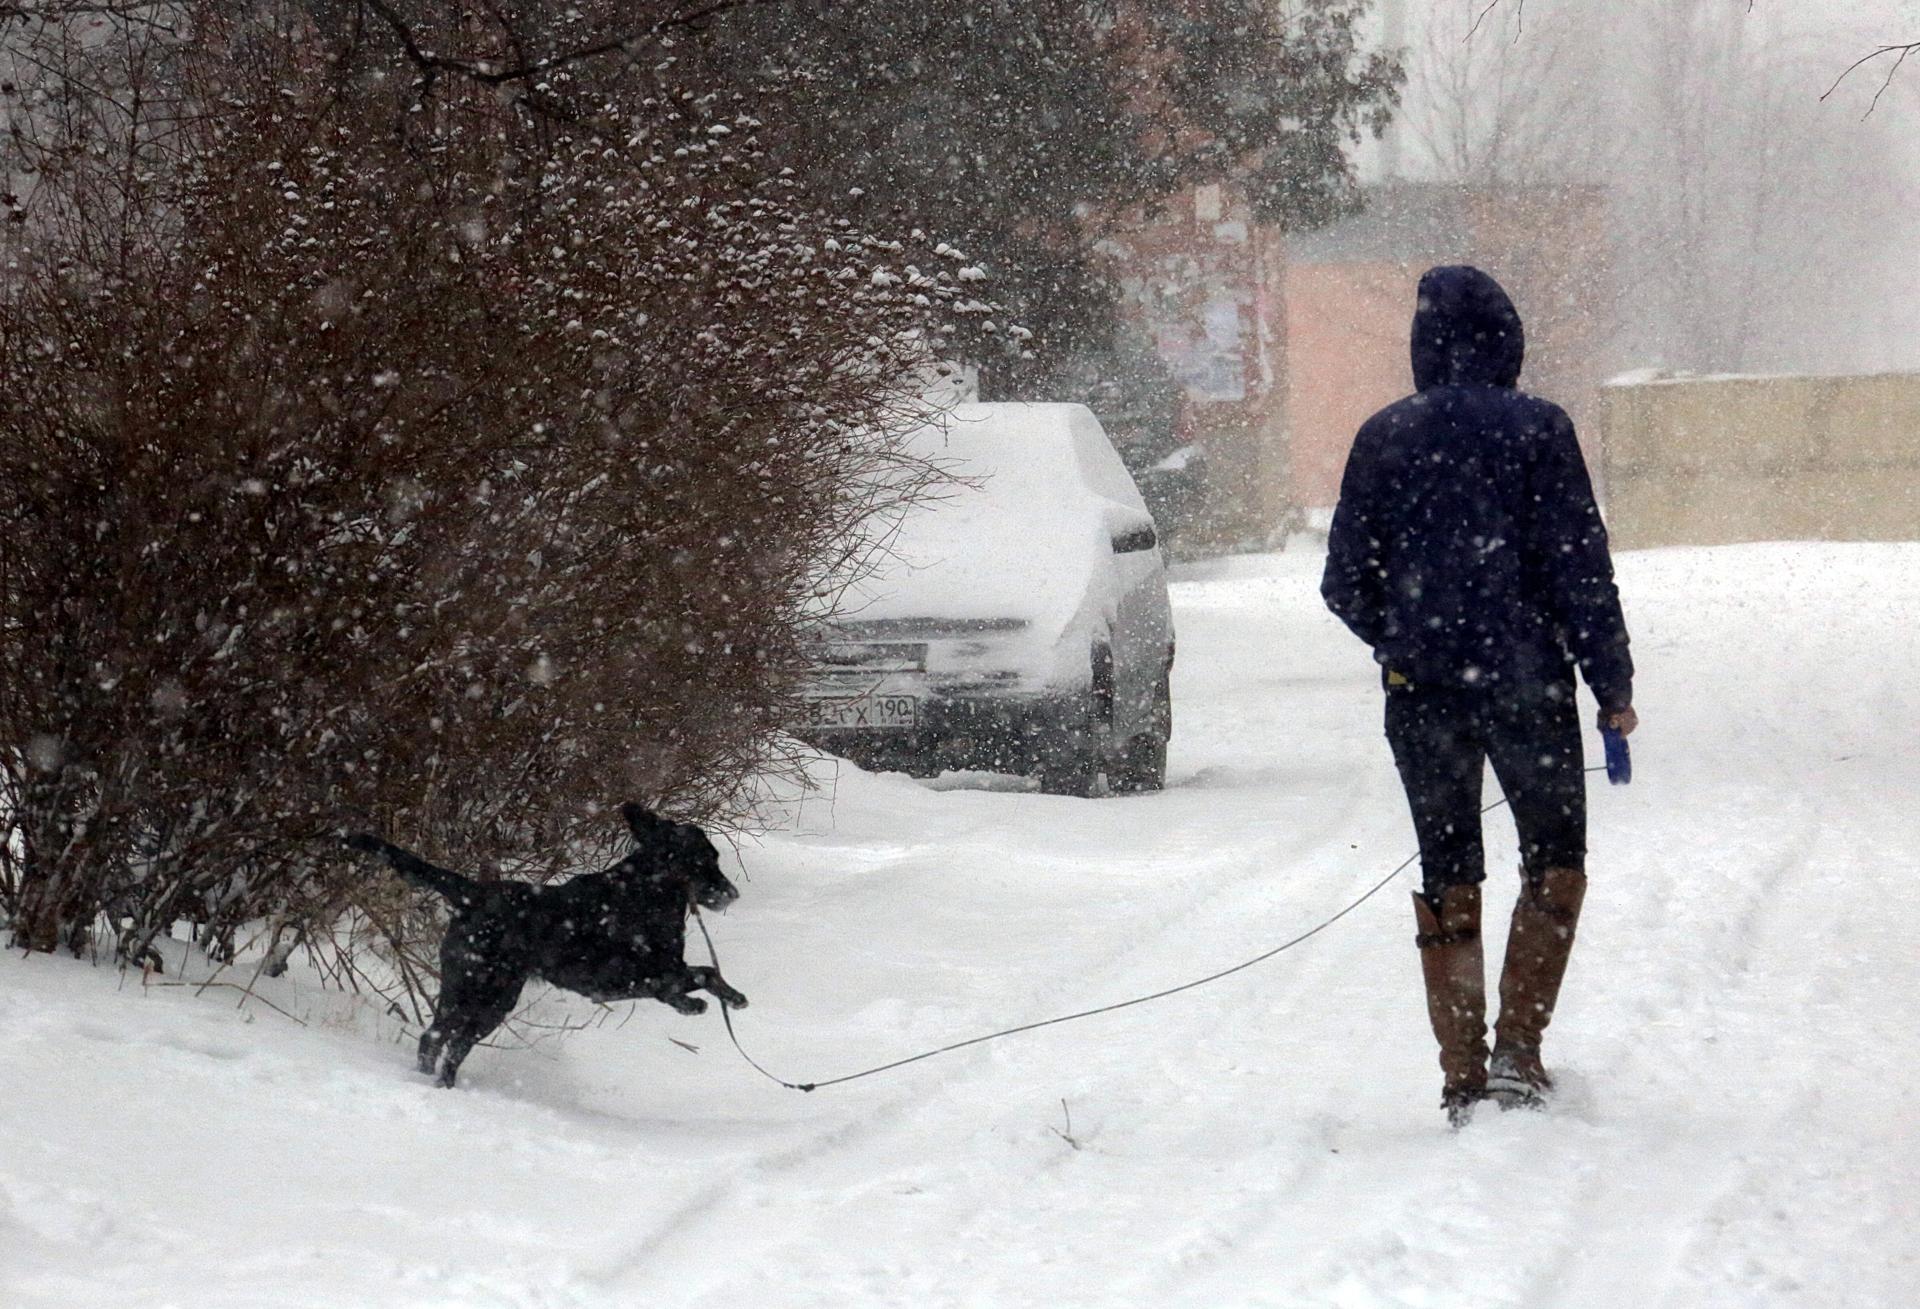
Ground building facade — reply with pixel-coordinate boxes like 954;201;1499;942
1102;180;1614;538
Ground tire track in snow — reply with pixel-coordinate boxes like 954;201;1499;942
1504;793;1854;1309
585;770;1403;1304
595;610;1438;1304
1117;771;1841;1306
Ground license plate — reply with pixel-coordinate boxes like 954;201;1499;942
805;693;919;730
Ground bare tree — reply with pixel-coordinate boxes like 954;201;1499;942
1401;0;1919;375
1405;0;1620;186
1464;0;1920;110
1619;7;1915;372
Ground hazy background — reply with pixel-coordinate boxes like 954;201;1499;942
1363;0;1920;377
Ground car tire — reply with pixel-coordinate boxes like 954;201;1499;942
1039;644;1115;797
1112;670;1171;794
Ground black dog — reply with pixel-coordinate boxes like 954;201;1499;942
346;803;746;1087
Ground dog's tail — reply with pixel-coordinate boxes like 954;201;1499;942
345;833;479;905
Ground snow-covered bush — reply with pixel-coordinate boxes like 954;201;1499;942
0;3;982;969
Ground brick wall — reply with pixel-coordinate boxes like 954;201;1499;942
1285;259;1422;508
1284;184;1614;510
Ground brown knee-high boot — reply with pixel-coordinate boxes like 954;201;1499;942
1412;884;1488;1126
1491;866;1587;1106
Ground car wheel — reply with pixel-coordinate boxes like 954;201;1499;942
1038;643;1114;797
1112;670;1171;794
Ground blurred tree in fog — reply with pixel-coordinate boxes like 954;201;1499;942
685;0;1403;398
1403;0;1919;376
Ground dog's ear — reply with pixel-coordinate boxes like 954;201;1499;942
620;802;666;836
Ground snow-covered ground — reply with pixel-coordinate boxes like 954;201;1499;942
5;542;1917;1309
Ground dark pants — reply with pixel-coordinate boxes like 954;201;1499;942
1384;675;1586;898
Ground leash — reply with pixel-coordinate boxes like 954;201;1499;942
693;767;1610;1093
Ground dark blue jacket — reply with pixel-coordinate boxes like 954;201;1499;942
1320;265;1633;710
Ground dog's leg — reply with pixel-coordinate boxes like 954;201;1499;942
662;989;708;1015
640;968;709;1015
418;941;460;1076
686;965;748;1010
417;1021;447;1076
434;1007;500;1088
436;1022;479;1088
642;965;730;1015
431;977;524;1088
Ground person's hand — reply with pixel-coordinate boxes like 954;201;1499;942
1600;706;1639;737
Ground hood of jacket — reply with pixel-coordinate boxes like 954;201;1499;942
1410;264;1525;391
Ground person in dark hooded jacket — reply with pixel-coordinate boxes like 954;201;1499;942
1322;265;1636;1126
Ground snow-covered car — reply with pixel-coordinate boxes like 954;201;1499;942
795;402;1174;795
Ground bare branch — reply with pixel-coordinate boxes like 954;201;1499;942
1466;0;1522;45
1822;42;1919;117
0;2;171;17
358;0;783;90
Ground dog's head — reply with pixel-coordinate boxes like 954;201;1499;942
620;803;739;911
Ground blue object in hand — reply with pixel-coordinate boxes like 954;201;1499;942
1601;725;1631;785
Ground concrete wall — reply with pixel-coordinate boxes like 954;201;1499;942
1600;372;1920;548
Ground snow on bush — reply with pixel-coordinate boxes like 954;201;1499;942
0;3;988;983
